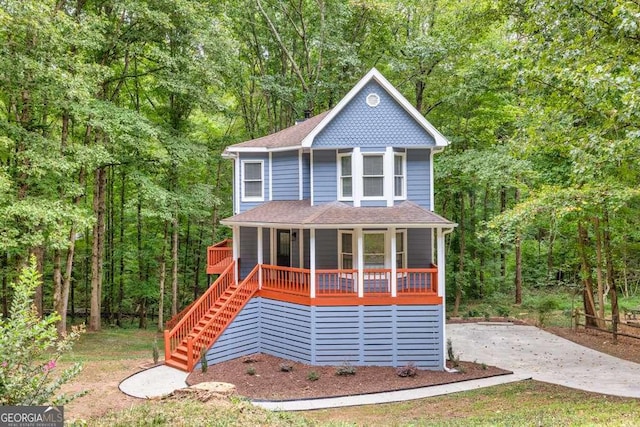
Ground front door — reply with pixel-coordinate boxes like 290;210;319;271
276;229;291;267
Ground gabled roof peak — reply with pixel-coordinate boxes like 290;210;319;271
224;68;449;155
302;68;449;148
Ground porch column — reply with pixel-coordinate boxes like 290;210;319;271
437;227;453;370
310;228;316;298
356;227;364;298
257;226;263;289
232;225;239;283
390;227;397;297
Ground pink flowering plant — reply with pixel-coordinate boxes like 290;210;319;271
0;257;85;405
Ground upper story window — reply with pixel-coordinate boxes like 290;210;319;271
394;153;406;199
338;154;353;199
362;154;384;198
241;160;264;201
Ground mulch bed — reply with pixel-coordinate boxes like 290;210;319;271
186;353;511;401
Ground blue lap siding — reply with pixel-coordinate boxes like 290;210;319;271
201;297;444;370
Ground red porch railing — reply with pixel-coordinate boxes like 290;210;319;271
397;265;438;295
206;239;233;274
316;269;358;295
164;261;235;364
262;265;310;297
183;264;259;370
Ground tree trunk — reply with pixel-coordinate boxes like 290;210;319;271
53;249;63;333
158;221;168;332
603;208;619;343
453;192;465;317
500;187;507;286
90;166;106;331
117;170;125;327
592;216;606;323
514;188;522;305
32;246;45;317
577;221;598;328
171;216;179;317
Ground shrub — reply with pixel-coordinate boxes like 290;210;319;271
0;257;85;405
279;363;293;372
396;362;418;378
152;338;160;364
307;371;319;381
536;296;561;327
447;338;460;368
335;362;356;376
246;366;256;376
200;350;208;374
496;305;511;318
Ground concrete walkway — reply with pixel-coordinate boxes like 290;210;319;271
448;322;640;399
118;323;640;410
119;365;188;399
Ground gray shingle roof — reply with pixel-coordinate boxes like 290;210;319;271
225;111;331;151
221;200;455;228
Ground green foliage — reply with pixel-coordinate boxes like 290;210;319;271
199;350;208;374
306;371;319;382
0;257;85;405
246;366;256;376
335;361;356;376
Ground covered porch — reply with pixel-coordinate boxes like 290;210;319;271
214;200;455;306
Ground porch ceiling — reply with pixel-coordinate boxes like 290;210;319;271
221;200;456;229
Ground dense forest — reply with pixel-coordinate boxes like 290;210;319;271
0;0;638;333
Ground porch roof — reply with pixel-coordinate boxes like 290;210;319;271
221;200;456;229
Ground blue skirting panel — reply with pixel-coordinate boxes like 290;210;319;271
202;297;444;370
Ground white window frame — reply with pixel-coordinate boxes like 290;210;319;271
241;160;264;202
393;153;407;200
338;230;354;271
337;153;353;201
363;231;386;269
395;229;407;269
361;154;385;200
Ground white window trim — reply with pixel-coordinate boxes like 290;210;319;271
395;229;407;269
338;230;354;270
393;153;407;200
361;153;385;201
241;160;264;202
337;152;354;201
363;230;386;269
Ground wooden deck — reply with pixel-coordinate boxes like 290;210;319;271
205;240;441;306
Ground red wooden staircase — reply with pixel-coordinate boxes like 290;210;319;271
163;261;259;372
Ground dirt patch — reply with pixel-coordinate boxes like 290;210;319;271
61;359;146;421
547;325;640;364
186;354;511;401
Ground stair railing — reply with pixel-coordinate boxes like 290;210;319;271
164;261;236;363
185;264;260;370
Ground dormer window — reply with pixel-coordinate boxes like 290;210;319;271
241;160;264;201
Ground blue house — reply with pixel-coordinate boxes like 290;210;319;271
164;68;456;372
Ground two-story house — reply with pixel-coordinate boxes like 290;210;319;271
164;68;456;372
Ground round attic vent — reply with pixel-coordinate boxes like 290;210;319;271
366;93;380;107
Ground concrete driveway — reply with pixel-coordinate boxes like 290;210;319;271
447;323;640;398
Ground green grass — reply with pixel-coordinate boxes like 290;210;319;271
62;326;160;362
305;381;640;426
63;322;640;426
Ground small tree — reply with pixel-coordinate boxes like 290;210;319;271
0;257;85;405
